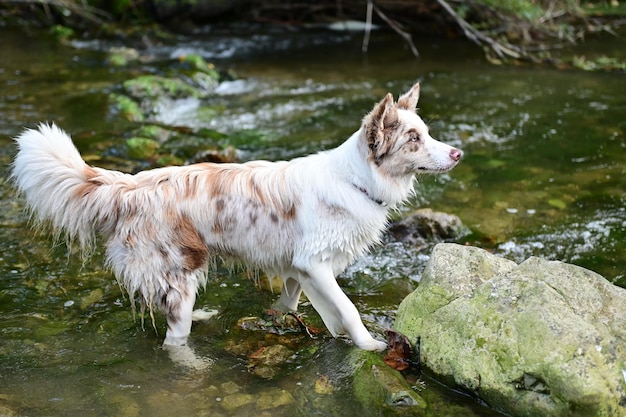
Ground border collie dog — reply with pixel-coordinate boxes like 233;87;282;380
12;83;462;351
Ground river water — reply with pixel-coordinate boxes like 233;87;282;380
0;25;624;416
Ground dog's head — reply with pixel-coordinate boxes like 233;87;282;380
362;83;462;177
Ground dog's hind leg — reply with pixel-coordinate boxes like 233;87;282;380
299;262;387;351
162;275;198;347
161;274;213;370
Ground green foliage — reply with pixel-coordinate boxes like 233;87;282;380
474;0;545;21
572;55;626;71
582;1;626;16
110;0;133;15
50;24;74;41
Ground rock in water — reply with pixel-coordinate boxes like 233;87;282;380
387;208;469;248
394;243;626;417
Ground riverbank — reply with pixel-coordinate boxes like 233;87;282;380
1;0;626;68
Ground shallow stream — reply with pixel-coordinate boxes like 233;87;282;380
0;25;624;416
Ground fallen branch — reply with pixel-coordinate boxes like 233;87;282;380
2;0;111;23
372;1;420;57
360;0;419;57
435;0;526;60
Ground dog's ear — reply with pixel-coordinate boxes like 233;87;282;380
364;93;398;163
397;82;420;111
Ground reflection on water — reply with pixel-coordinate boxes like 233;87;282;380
0;25;624;416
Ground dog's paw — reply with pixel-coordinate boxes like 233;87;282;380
356;338;388;352
163;344;213;371
192;308;219;321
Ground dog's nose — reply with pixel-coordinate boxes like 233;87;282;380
450;148;463;161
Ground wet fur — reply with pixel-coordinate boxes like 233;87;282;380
12;83;462;351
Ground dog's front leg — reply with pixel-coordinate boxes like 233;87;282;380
299;262;387;351
274;277;303;311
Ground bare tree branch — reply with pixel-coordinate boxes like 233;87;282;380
362;0;373;52
372;1;419;57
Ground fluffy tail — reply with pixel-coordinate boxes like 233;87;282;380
12;123;109;251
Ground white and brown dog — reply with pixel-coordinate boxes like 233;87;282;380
12;83;461;352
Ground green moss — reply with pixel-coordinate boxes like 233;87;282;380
181;54;220;78
107;54;128;67
109;94;144;122
131;125;171;142
123;75;204;99
155;154;184;166
126;137;160;159
396;245;626;416
352;352;426;411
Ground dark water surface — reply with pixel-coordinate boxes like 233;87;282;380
0;25;624;416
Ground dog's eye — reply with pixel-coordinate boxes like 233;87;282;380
409;134;420;143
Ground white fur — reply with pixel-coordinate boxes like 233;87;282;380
12;83;462;352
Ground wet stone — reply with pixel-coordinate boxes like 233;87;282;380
387;208;469;248
256;388;295;410
220;392;255;411
220;381;241;395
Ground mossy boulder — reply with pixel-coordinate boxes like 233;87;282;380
111;57;220;123
109;93;144;122
123;75;206;100
395;243;626;417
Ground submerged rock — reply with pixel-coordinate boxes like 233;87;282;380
294;341;426;415
107;47;140;67
394;243;626;417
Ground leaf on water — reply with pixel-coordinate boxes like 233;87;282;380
384;329;414;371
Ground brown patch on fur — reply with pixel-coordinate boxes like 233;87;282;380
196;164;225;197
215;198;225;212
248;176;266;205
212;218;224;234
320;201;348;217
183;174;197;199
249;211;258;225
365;94;390;151
72;165;103;199
364;94;401;165
125;231;136;248
174;215;208;271
282;204;297;220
